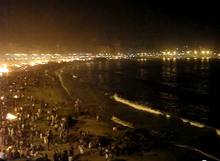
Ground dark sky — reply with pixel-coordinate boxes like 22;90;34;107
0;0;219;51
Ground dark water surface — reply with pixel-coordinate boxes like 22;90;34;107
64;59;220;127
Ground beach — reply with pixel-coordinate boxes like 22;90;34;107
0;62;218;161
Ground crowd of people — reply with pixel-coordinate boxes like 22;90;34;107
0;65;117;161
0;68;67;160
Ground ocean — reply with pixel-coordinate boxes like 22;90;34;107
56;59;220;160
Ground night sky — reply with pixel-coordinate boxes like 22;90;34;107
0;0;219;51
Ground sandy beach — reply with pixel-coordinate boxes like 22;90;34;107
0;62;217;161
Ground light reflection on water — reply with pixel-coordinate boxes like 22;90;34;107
68;59;220;128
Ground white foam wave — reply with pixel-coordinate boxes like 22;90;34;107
112;93;220;135
216;129;220;136
181;118;189;123
189;121;205;128
111;116;134;128
175;144;220;161
181;118;205;128
55;69;74;99
113;94;163;115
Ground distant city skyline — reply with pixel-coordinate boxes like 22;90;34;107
0;43;217;56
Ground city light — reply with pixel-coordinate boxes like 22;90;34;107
6;113;17;120
36;60;42;64
13;95;19;99
0;67;9;73
0;47;216;63
30;62;35;66
15;64;21;67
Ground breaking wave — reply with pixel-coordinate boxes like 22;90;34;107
180;118;205;128
112;94;163;115
111;116;134;128
55;69;75;99
175;144;220;161
112;93;220;136
216;129;220;136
